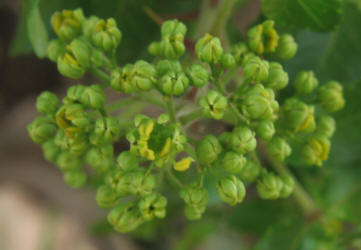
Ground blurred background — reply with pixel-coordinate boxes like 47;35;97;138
1;0;361;249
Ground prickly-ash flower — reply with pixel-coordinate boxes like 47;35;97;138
199;90;228;120
195;33;223;64
318;81;345;113
248;20;279;54
51;9;85;42
216;175;246;206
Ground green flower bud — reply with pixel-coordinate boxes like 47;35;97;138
86;145;114;172
57;151;82;171
196;135;222;165
199;90;228;120
318;81;345;113
239;160;261;183
160;71;189;96
267;137;291;162
279;175;294;198
110;67;130;92
231;42;248;64
243;56;269;82
138;193;167;221
80;84;105;109
68;38;92;68
63;169;87;188
42;140;61;163
265;62;289;90
57;53;85;79
219;132;232;148
54;129;70;150
301;135;330;166
116;151;140;172
216;175;246;206
195;33;223;64
187;64;209;87
88;18;122;52
281;98;316;133
221;151;247;174
161;19;187;37
36;91;59;115
65;84;86;103
159;20;187;59
27;116;57;144
247;24;263;54
93;116;120;142
47;39;66;62
148;41;162;56
256;120;275;141
276;34;298;60
108;203;144;233
51;9;84;42
66;134;89;155
293;71;318;94
316;115;336;138
184;205;205;221
220;53;236;69
96;185;120;208
248;20;279;54
128;170;156;196
180;185;209;208
257;172;283;200
230;126;257;154
131;60;157;92
56;104;89;130
156;60;182;76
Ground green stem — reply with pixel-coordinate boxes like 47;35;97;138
91;67;110;82
165;96;177;123
166;166;184;189
184;143;197;159
209;0;238;36
179;108;204;125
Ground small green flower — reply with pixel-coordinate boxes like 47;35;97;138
195;33;223;64
279;175;294;198
199;90;228;120
56;104;89;131
231;42;248;64
184;205;206;221
27;116;57;144
86;145;115;172
239;160;261;183
180;184;209;208
293;71;318;94
221;151;247;174
64;84;86;104
243;56;269;82
138;193;167;221
96;185;120;208
230;126;257;154
265;62;289;90
220;53;236;69
47;39;66;62
57;53;86;79
159;20;187;59
160;71;189;96
63;169;87;188
93;116;121;143
108;203;144;233
276;34;298;60
127;170;156;197
267;137;291;162
316;115;336;138
51;9;84;42
256;120;275;141
161;19;187;37
301;135;330;166
187;64;209;87
216;175;246;206
67;38;92;68
318;81;345;113
42;140;61;163
80;84;106;109
248;20;279;54
257;172;283;200
196;135;222;165
36;91;59;115
116;151;140;172
57;151;82;171
156;60;182;76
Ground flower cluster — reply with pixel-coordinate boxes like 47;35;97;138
28;10;345;234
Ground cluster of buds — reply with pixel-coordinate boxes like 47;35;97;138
28;9;345;234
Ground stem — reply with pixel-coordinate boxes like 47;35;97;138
179;108;204;125
184;143;197;159
209;0;238;36
165;96;177;123
90;67;110;82
166;166;184;188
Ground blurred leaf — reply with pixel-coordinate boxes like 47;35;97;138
262;0;343;31
27;6;48;58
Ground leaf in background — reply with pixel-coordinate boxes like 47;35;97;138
27;6;48;58
262;0;343;32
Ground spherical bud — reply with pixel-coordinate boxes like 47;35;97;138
231;42;248;64
65;84;86;103
96;185;120;208
156;60;182;77
89;18;122;52
256;120;275;141
180;185;209;208
42;140;61;163
276;34;298;60
94;117;120;143
243;56;269;82
161;19;187;38
160;36;185;59
131;60;157;92
174;157;193;171
138;193;167;221
57;53;85;79
247;25;263;54
248;20;279;54
68;38;92;68
56;104;89;129
64;133;89;156
257;172;283;200
265;62;289;90
195;33;223;64
216;175;246;206
279;175;294;198
199;90;228;120
51;9;84;42
196;135;222;165
187;64;209;87
128;171;156;196
116;151;140;172
301;135;330;166
80;84;105;109
148;41;162;56
86;145;114;173
160;72;189;96
220;53;236;69
27;116;57;144
110;67;129;92
293;71;318;94
108;203;144;233
239;160;261;183
267;137;291;162
318;81;345;113
63;169;87;188
316;115;336;138
184;205;205;220
281;98;316;133
56;151;82;171
47;39;66;62
221;151;247;174
230;126;257;154
36;91;59;115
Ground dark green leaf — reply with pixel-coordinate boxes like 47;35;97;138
27;6;48;58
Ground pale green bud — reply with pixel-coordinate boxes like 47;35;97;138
316;115;336;138
65;84;86;103
180;185;209;208
63;169;87;188
68;38;91;68
96;185;120;208
279;175;294;198
267;137;291;162
230;126;257;154
231;42;248;64
243;56;269;82
293;71;318;94
156;60;182;76
199;90;228;120
187;64;209;87
221;151;247;174
86;145;114;172
220;53;236;69
36;91;59;115
80;84;105;109
301;135;330;166
131;60;157;92
276;34;298;60
57;151;82;171
27;116;57;144
195;33;223;63
160;72;189;96
93;117;121;143
148;41;162;56
184;205;206;220
160;37;185;59
265;62;289;90
257;172;283;200
128;170;156;196
47;39;66;62
196;135;222;165
108;203;144;233
56;104;89;129
318;81;345;113
51;9;84;42
42;140;61;163
256;120;275;141
216;175;246;206
138;193;167;221
248;20;279;54
57;53;85;79
116;151;140;172
110;67;131;93
161;19;187;38
239;160;261;183
89;18;122;52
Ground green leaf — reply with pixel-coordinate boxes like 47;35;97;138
262;0;343;31
27;6;49;58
